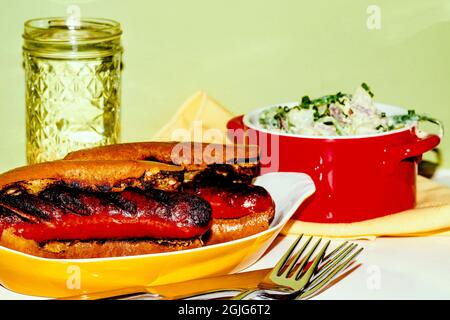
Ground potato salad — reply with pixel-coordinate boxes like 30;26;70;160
258;84;419;136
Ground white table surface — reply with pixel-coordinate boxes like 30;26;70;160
1;171;450;300
246;235;450;300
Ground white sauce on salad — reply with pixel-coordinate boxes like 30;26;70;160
258;84;420;136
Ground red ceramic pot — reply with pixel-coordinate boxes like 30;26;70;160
227;103;442;223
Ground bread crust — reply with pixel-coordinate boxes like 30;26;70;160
0;228;202;259
205;207;275;245
65;142;260;184
0;160;184;194
64;141;259;170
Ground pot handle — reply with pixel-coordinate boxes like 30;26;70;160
226;115;250;143
226;115;246;131
389;117;443;162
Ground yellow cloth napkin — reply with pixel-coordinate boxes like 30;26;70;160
153;91;233;144
153;92;450;239
282;176;450;239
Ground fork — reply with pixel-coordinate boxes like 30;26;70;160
231;235;363;300
59;235;361;300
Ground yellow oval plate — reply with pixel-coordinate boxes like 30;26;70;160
0;172;314;297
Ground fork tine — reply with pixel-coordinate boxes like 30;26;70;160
281;236;313;277
271;235;303;276
297;246;363;300
322;241;348;261
308;243;357;287
284;238;321;279
295;240;330;284
315;243;356;278
233;235;305;301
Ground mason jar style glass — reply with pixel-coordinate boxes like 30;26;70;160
23;17;123;164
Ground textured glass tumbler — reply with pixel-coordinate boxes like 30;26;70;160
23;18;123;164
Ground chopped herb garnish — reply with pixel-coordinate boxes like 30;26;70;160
258;84;424;136
361;82;374;97
300;96;311;109
312;105;321;121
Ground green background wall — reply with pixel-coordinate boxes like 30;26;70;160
0;0;449;171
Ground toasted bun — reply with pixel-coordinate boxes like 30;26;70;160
64;142;260;183
0;228;202;259
205;207;275;245
65;141;259;166
0;160;184;194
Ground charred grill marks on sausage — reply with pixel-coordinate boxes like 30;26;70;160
0;185;212;242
